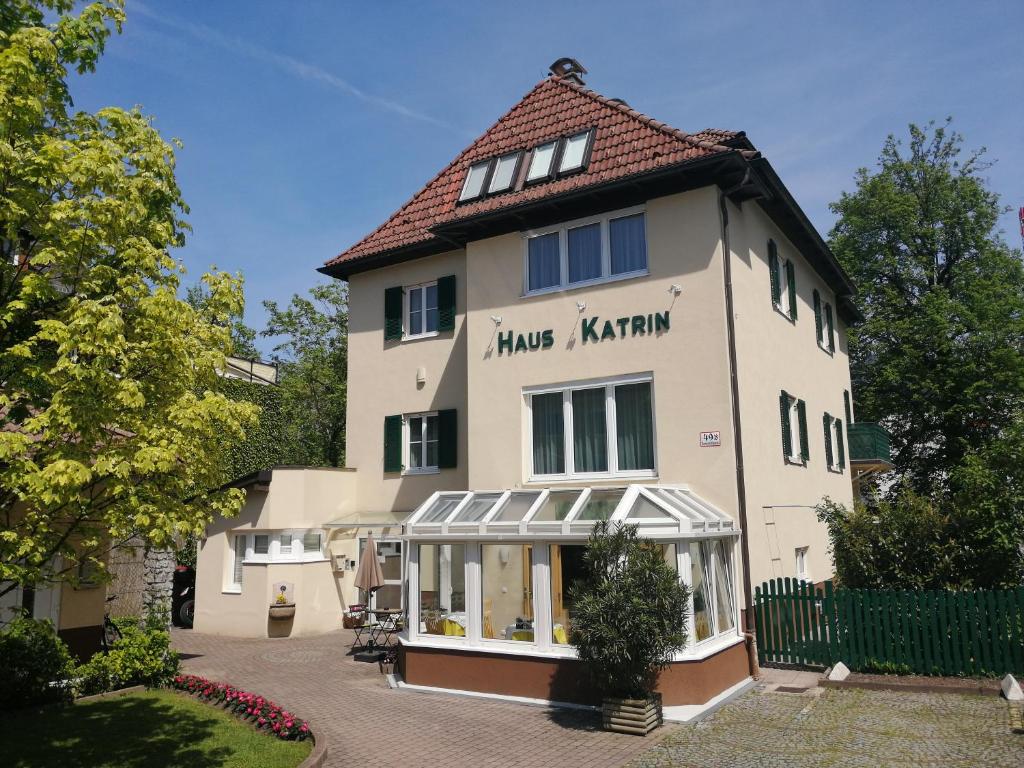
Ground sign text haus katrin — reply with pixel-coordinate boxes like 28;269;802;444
497;310;670;355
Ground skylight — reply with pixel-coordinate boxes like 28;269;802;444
459;160;490;202
558;130;590;173
526;141;558;182
488;152;521;194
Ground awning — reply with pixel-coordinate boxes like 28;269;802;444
405;485;738;539
325;510;411;529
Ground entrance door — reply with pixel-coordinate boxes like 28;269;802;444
359;538;403;610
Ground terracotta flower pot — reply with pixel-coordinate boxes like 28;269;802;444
601;695;663;735
268;603;296;620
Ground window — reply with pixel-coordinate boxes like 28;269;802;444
795;547;809;581
526;141;557;182
768;240;797;320
406;282;438;338
528;375;655;480
814;290;835;352
558;130;591;173
302;532;322;554
407;413;439;472
779;390;808;464
823;412;846;472
689;539;736;644
419;543;466;636
459;160;490;201
488;152;521;194
481;544;533;642
278;534;293;556
550;544;586;644
253;534;269;555
230;535;245;590
523;207;647;295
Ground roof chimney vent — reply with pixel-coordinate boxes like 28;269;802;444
549;57;587;86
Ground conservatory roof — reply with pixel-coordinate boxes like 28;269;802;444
404;485;738;539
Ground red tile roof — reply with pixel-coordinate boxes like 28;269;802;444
323;76;759;273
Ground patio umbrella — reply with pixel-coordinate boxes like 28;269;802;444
354;533;386;606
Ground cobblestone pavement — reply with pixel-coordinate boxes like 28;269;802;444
171;628;658;768
628;686;1023;768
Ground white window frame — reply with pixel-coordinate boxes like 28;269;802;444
687;537;740;649
524;373;657;482
403;280;439;340
826;415;844;473
774;256;795;319
784;393;804;465
404;411;439;475
818;301;835;353
795;546;810;582
231;530;327;574
225;534;246;593
521;205;648;297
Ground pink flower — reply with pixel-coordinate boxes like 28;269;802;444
285;720;294;728
258;717;266;725
272;722;281;732
300;725;309;733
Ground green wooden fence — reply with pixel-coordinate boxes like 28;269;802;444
754;578;1024;676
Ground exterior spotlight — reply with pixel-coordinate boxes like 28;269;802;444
669;284;682;295
490;315;502;325
576;301;587;312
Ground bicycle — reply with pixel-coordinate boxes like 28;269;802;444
100;594;122;653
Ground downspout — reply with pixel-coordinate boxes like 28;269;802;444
718;170;760;678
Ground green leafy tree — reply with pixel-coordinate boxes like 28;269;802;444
262;282;348;466
568;521;690;699
829;120;1024;496
0;1;257;596
185;282;260;359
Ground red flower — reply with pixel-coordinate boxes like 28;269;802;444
272;722;281;732
285;719;294;728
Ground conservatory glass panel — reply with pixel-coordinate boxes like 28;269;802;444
492;491;541;523
550;544;586;644
712;539;736;633
659;542;678;572
626;494;674;520
530;490;580;522
419;494;467;523
452;493;503;523
575;488;624;521
419;543;466;636
690;541;714;642
481;544;534;641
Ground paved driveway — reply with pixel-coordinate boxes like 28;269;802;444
172;628;657;768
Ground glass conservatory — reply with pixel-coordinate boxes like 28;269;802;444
401;485;743;662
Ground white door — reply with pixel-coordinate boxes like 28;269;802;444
360;539;403;611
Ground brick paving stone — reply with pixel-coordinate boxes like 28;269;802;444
626;686;1024;768
172;628;659;768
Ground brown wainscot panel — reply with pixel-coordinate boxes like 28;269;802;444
399;639;748;706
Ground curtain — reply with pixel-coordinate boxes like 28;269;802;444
532;392;565;474
528;232;560;290
615;382;654;470
567;223;601;283
572;387;608;472
712;540;736;632
610;214;646;274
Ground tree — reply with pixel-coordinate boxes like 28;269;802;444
829;120;1024;496
262;282;347;467
185;282;259;359
568;521;690;699
0;1;257;596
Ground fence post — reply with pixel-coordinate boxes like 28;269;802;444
824;581;838;664
754;585;766;667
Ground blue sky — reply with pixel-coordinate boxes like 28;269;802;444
70;1;1024;353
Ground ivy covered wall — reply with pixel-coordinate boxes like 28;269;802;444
219;378;288;483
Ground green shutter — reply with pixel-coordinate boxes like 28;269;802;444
437;408;457;469
384;286;403;341
786;260;797;319
768;240;780;307
813;290;822;342
383;415;403;472
823;412;834;468
836;418;846;469
844;390;853;425
437;275;456;332
825;303;835;351
797;399;809;462
779;390;792;459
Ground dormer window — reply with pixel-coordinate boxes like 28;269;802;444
527;141;558;182
558;130;591;173
488;151;521;194
459;160;491;202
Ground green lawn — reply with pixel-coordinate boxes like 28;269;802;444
0;689;313;768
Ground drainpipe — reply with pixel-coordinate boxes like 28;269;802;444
718;169;761;679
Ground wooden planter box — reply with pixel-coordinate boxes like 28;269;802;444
601;695;662;735
269;603;296;620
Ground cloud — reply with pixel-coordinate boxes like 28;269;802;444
131;2;464;133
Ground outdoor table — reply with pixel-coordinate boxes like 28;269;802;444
370;608;404;648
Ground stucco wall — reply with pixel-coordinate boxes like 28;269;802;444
346;249;469;517
726;198;854;588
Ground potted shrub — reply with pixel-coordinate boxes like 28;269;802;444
268;584;295;620
568;521;690;734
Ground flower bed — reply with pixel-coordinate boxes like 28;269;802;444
170;674;312;742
